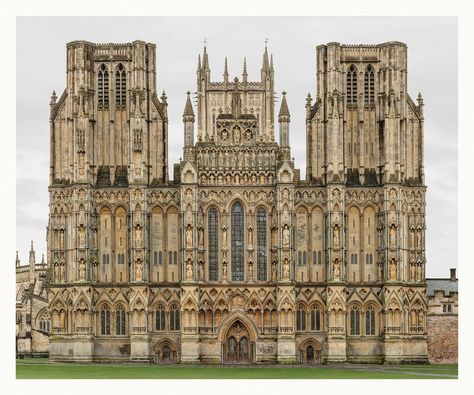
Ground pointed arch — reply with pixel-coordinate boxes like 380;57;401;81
231;201;245;281
98;63;109;110
364;65;375;106
115;63;126;110
346;64;358;105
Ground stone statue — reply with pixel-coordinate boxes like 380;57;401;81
186;260;193;279
272;261;277;281
248;227;253;247
79;259;86;280
135;225;142;248
389;225;397;248
416;229;422;249
410;263;416;281
78;226;86;248
390;259;397;281
223;262;227;280
416;264;422;282
135;259;143;281
198;227;204;249
333;259;340;278
222;226;227;247
282;258;290;279
186;225;193;248
333;225;340;248
282;225;290;247
198;261;203;281
248;261;253;280
233;126;241;144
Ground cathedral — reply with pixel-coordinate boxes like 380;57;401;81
46;40;428;364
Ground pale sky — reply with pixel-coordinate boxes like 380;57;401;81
16;16;457;278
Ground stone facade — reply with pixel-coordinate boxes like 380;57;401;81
426;269;458;364
16;242;50;357
46;40;428;364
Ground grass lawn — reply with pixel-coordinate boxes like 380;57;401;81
16;359;458;379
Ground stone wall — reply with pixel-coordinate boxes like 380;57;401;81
427;315;458;364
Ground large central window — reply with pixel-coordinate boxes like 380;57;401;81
231;202;244;281
208;209;218;281
257;208;267;281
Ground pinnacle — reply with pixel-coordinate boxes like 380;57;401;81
183;91;195;117
278;91;290;117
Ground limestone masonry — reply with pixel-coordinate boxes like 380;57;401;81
42;40;433;364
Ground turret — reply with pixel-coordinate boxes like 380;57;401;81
183;91;195;150
223;57;229;84
242;57;248;83
278;91;290;147
29;241;35;284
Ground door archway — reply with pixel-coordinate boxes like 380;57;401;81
222;320;254;364
298;339;322;364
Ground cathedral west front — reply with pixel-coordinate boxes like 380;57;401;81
46;39;428;364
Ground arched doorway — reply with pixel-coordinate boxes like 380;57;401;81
298;339;322;364
154;339;178;365
223;320;254;364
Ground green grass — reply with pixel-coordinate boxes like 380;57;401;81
16;359;458;379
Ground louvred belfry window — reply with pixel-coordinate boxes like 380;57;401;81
115;63;126;110
98;64;109;110
346;65;357;105
364;65;375;106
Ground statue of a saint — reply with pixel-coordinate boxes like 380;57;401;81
410;263;416;281
135;259;143;281
389;225;397;248
416;264;422;282
186;260;193;279
282;258;290;279
282;225;290;247
390;259;397;281
248;227;253;247
79;259;86;280
222;262;227;281
233;126;241;144
271;261;277;281
333;259;340;278
186;225;193;248
78;226;86;248
135;225;142;248
198;228;204;249
222;226;227;247
333;225;340;248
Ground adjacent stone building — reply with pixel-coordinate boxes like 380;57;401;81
46;40;428;364
16;242;50;357
426;269;458;364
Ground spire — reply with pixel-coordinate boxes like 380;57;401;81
16;251;20;267
41;253;45;264
242;57;248;82
50;90;57;106
278;91;290;117
202;41;209;70
270;54;274;71
29;241;35;265
197;53;201;71
262;38;270;70
223;57;229;83
183;91;195;118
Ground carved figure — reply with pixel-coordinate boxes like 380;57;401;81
282;258;290;279
186;259;193;279
333;259;340;278
186;225;193;248
282;225;290;247
135;225;142;248
79;259;86;280
135;259;143;281
390;259;397;281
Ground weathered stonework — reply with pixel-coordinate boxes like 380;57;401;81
426;270;458;364
45;40;429;364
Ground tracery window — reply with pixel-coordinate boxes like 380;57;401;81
364;65;375;106
115;63;126;110
116;305;126;335
100;305;111;335
257;208;267;281
296;305;306;331
346;65;357;105
231;202;244;281
350;305;360;335
310;306;321;331
156;305;166;331
169;305;180;331
98;64;109;110
365;305;376;335
208;209;219;281
38;312;51;333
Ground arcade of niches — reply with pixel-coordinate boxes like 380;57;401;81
46;40;427;364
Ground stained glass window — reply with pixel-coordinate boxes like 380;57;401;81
156;305;166;331
231;202;244;281
100;305;111;335
257;208;267;281
116;306;126;335
208;209;218;281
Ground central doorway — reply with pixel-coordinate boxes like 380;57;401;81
223;320;253;364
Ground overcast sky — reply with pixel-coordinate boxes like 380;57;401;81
16;16;457;277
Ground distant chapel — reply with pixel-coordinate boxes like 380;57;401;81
46;40;427;364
